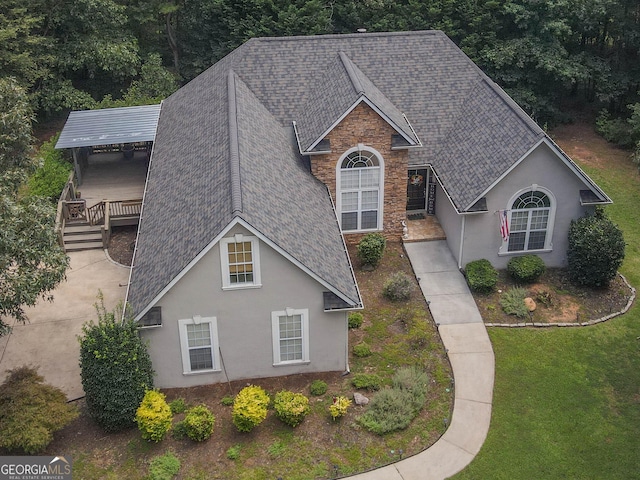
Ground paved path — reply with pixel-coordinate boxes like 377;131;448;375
349;241;495;480
0;249;130;400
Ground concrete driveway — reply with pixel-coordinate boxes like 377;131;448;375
0;249;130;400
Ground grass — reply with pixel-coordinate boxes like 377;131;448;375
452;124;640;479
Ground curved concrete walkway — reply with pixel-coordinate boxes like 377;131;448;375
349;241;495;479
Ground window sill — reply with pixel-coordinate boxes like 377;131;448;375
222;283;262;291
342;228;382;234
273;360;311;367
498;247;552;257
138;324;162;329
182;368;221;376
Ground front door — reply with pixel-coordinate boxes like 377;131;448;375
407;169;427;211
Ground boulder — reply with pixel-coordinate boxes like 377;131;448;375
524;297;537;312
353;392;369;406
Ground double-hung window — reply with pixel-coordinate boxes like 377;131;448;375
271;308;309;365
220;234;261;289
507;189;554;252
178;317;220;374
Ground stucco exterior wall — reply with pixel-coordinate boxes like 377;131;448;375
140;224;348;388
460;142;595;269
309;102;408;241
434;180;462;265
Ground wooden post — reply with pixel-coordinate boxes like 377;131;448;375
72;148;83;185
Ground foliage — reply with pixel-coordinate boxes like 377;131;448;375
148;451;180;480
500;287;529;318
353;342;372;357
567;210;625;287
232;385;269;432
182;405;215;441
351;373;383;391
309;380;327;396
136;390;172;442
358;367;428;435
0;78;68;337
465;259;498;293
221;396;234;406
507;255;546;283
328;395;351;420
0;366;78;454
273;390;310;427
348;311;364;329
27;134;72;201
78;294;154;432
382;272;414;301
168;398;187;414
357;233;387;267
226;444;242;460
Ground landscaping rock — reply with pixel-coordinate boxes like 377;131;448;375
353;392;369;406
524;297;536;312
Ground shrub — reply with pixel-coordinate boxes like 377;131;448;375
500;287;529;318
465;259;498;293
182;405;215;441
353;342;372;357
358;367;428;435
221;396;235;406
227;444;242;460
169;398;187;414
0;366;78;454
27;134;73;202
382;272;414;301
136;390;173;442
310;380;327;396
507;255;546;283
352;373;383;391
357;233;386;267
348;312;364;329
329;396;351;420
79;294;154;431
273;391;310;427
232;385;270;432
567;210;625;287
148;451;180;480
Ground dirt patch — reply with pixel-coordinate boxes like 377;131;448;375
107;225;137;266
473;268;632;325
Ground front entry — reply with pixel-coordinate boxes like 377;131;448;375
407;169;428;211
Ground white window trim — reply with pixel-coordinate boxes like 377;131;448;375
178;316;221;375
498;186;556;256
220;234;262;290
336;145;385;233
271;308;310;366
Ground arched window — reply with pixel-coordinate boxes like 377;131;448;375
336;148;383;232
507;189;554;252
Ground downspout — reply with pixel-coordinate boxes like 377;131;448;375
344;311;350;375
458;215;465;270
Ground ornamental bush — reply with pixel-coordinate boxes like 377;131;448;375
348;312;364;329
507;255;546;283
353;342;372;357
357;233;386;267
465;259;498;293
232;385;270;432
148;451;180;480
0;366;78;454
79;294;154;432
382;272;414;301
329;396;351;420
500;287;529;318
182;405;215;441
567;210;625;287
352;373;383;391
273;390;310;427
136;390;172;442
309;380;328;396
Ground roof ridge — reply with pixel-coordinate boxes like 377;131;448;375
338;51;364;95
227;71;243;214
251;30;442;43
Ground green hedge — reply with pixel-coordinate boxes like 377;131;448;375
507;255;546;283
465;259;498;293
27;134;73;202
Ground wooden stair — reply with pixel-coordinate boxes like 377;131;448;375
63;222;104;251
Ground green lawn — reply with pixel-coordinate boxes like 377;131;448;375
453;132;640;479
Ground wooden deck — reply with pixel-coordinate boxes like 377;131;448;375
79;152;147;207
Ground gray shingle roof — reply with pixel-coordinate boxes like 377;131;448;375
127;29;575;316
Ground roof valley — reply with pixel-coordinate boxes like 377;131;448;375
227;71;243;215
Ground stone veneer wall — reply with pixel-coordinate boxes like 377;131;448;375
309;102;408;242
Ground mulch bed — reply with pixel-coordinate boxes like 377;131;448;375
107;225;137;266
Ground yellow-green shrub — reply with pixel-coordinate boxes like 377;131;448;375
329;395;351;420
181;405;215;441
232;385;269;432
136;390;172;442
273;390;310;427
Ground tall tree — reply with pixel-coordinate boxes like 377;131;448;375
0;78;68;336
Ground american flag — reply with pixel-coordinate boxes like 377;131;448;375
500;210;510;242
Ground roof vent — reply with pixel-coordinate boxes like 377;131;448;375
356;28;367;33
